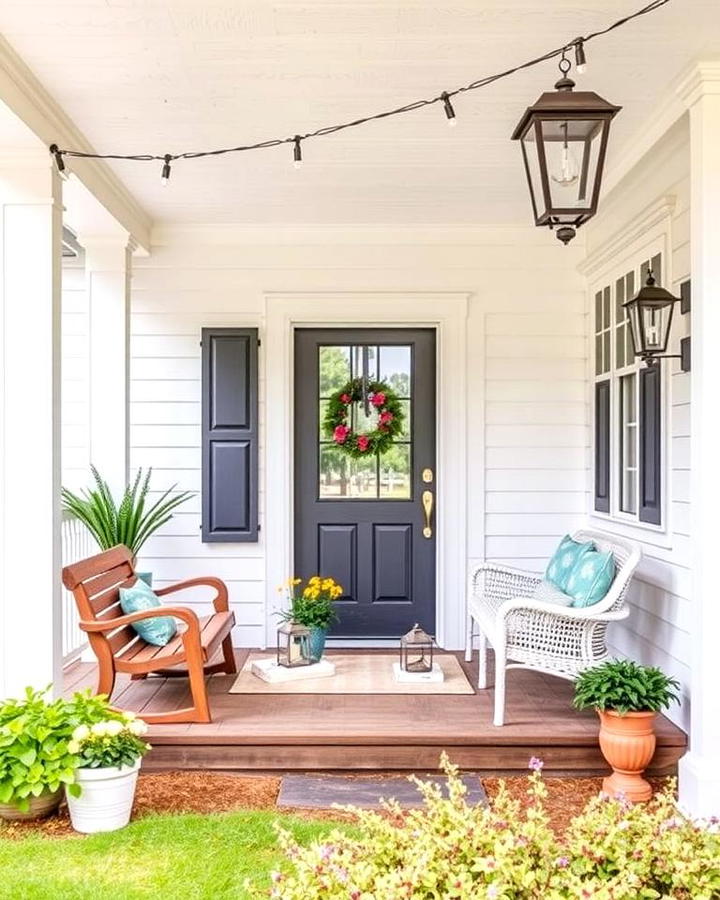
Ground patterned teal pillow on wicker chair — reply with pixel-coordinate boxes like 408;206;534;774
566;550;616;608
544;534;594;592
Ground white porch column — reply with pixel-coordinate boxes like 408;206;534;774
677;62;720;818
0;151;63;697
81;237;131;497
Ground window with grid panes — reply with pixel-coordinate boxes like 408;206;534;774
593;252;663;526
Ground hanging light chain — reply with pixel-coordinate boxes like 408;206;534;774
48;0;671;177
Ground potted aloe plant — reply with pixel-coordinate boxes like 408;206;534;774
65;713;149;834
574;659;680;802
62;465;194;582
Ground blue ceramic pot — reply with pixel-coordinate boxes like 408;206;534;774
308;627;328;661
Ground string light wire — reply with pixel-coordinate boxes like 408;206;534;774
50;0;671;175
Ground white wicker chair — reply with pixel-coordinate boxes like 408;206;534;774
465;530;642;726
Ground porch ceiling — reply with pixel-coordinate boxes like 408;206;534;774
0;0;718;227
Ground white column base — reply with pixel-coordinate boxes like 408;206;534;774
679;752;720;819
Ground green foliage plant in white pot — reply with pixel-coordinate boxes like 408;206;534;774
65;714;150;834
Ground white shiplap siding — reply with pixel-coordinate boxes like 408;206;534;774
585;121;691;731
131;235;586;648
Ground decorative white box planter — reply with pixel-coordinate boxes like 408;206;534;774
66;759;141;834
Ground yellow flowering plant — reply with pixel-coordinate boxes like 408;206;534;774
254;754;720;900
277;575;343;630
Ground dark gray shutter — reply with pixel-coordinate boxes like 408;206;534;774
639;364;662;525
201;328;259;542
594;379;610;513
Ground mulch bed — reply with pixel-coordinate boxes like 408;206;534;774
0;771;672;840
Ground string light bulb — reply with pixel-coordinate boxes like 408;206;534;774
161;154;172;185
574;39;587;74
441;92;457;127
293;136;303;169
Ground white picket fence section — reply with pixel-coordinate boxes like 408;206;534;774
61;512;96;664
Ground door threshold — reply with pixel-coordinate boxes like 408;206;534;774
325;639;399;649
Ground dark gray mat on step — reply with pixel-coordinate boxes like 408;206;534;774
277;774;487;809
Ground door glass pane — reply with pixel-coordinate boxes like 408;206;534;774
379;444;411;499
379;346;411;397
319;346;350;396
603;287;611;330
595;335;603;376
319;446;377;499
317;341;414;501
350;345;377;381
595;292;602;334
651;253;662;285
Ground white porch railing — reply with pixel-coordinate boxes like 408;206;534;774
61;511;95;665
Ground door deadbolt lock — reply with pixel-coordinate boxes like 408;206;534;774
422;468;434;484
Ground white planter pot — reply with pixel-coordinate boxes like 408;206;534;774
66;759;141;834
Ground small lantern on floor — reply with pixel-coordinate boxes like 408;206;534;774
511;54;621;245
399;623;434;674
277;620;313;668
623;271;682;366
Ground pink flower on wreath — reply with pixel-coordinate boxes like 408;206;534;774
333;425;350;444
357;435;370;452
370;391;386;407
340;393;351;404
379;410;394;425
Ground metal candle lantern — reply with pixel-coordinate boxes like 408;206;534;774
511;57;621;245
623;271;681;365
277;620;313;668
399;623;434;673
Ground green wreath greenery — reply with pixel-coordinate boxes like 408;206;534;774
323;378;405;458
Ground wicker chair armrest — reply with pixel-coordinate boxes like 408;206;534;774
498;598;630;623
155;577;230;613
470;563;542;602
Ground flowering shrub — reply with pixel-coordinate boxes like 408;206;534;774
257;755;720;900
68;714;149;771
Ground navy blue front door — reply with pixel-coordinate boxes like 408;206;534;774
294;328;436;639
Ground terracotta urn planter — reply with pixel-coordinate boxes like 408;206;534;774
597;709;657;802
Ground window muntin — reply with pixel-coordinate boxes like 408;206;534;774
593;252;663;526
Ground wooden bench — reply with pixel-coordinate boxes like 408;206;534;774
62;545;237;724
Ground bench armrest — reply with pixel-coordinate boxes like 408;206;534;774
79;605;202;643
155;577;230;613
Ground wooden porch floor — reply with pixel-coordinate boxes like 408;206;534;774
63;650;686;775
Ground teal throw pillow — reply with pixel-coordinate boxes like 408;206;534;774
566;550;616;608
545;534;594;592
119;578;177;647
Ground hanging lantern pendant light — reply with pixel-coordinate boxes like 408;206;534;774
512;53;621;244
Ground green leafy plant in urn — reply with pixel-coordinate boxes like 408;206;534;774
574;659;680;802
277;576;343;661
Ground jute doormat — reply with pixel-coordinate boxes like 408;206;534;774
229;652;474;695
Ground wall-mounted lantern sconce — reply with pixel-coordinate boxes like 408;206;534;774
623;273;691;371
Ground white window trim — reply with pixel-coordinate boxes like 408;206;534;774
587;222;673;549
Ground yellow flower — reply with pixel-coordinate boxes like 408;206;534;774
293;578;301;585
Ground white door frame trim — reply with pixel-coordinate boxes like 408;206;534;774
264;291;470;651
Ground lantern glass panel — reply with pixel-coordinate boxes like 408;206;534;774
519;127;545;224
539;118;604;215
277;622;312;668
640;301;673;354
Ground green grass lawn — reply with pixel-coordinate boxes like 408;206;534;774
0;810;350;900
